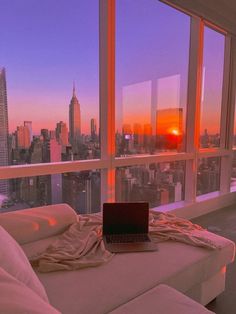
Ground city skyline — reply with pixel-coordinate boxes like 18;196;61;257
0;0;99;135
0;0;226;137
0;0;229;214
1;64;222;162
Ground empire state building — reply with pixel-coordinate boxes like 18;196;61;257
69;84;81;151
0;67;9;196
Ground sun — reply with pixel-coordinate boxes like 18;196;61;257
169;128;180;136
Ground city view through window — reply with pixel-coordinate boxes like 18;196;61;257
0;0;234;214
0;0;100;212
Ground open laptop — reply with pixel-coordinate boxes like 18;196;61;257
103;202;158;253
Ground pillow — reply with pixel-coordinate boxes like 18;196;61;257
0;225;48;302
0;203;77;244
0;267;60;314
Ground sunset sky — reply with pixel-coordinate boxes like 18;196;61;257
0;0;225;136
0;0;99;134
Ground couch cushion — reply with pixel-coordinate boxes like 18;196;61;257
32;230;234;314
0;203;77;244
0;267;60;314
109;284;215;314
0;225;48;302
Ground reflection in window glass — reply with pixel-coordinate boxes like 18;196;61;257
116;0;190;156
0;170;101;214
197;157;220;196
116;161;185;208
0;0;99;169
200;27;225;148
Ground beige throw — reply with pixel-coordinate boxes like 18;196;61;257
31;211;221;273
31;213;113;273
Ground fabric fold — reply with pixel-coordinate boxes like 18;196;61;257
31;213;113;272
31;211;221;273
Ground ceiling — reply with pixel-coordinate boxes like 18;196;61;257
164;0;236;34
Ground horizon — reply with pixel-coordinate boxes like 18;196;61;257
0;0;225;137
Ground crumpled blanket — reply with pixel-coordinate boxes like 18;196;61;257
30;213;113;273
30;211;221;273
149;211;219;249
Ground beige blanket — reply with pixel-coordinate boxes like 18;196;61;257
31;211;221;273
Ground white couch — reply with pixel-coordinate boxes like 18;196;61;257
0;204;234;314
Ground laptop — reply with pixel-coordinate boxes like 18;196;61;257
102;202;158;253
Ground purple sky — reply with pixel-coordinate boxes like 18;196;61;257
0;0;225;135
0;0;99;134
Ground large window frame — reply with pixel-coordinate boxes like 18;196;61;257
1;0;236;217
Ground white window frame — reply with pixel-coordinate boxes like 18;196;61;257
0;0;236;218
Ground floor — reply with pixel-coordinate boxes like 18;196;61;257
192;204;236;314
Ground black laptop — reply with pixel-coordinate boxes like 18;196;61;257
102;202;158;253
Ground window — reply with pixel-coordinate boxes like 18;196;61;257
116;161;185;207
0;170;100;214
0;0;99;167
200;26;225;148
0;1;234;217
197;157;220;196
115;0;190;156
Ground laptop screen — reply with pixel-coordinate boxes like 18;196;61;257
103;202;149;235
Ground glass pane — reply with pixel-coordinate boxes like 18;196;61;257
0;170;101;214
116;161;185;208
200;27;225;148
197;157;220;196
116;0;190;156
231;151;236;188
0;0;99;168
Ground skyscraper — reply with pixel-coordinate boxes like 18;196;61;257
24;121;33;143
0;67;9;196
90;118;97;142
56;121;69;147
16;125;30;149
69;83;81;151
133;123;143;149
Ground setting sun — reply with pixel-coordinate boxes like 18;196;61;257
169;128;180;136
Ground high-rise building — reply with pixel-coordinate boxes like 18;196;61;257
69;83;81;151
174;182;182;202
56;121;69;147
133;123;143;149
90;118;97;142
0;67;9;196
16;125;31;149
122;123;132;136
24;121;33;143
49;130;56;140
41;129;50;141
201;129;209;148
29;137;43;164
121;123;133;154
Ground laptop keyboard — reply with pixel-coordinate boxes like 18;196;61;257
106;234;151;244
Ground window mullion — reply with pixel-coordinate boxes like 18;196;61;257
219;35;232;194
220;36;231;150
99;0;116;204
185;17;204;202
221;36;236;193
